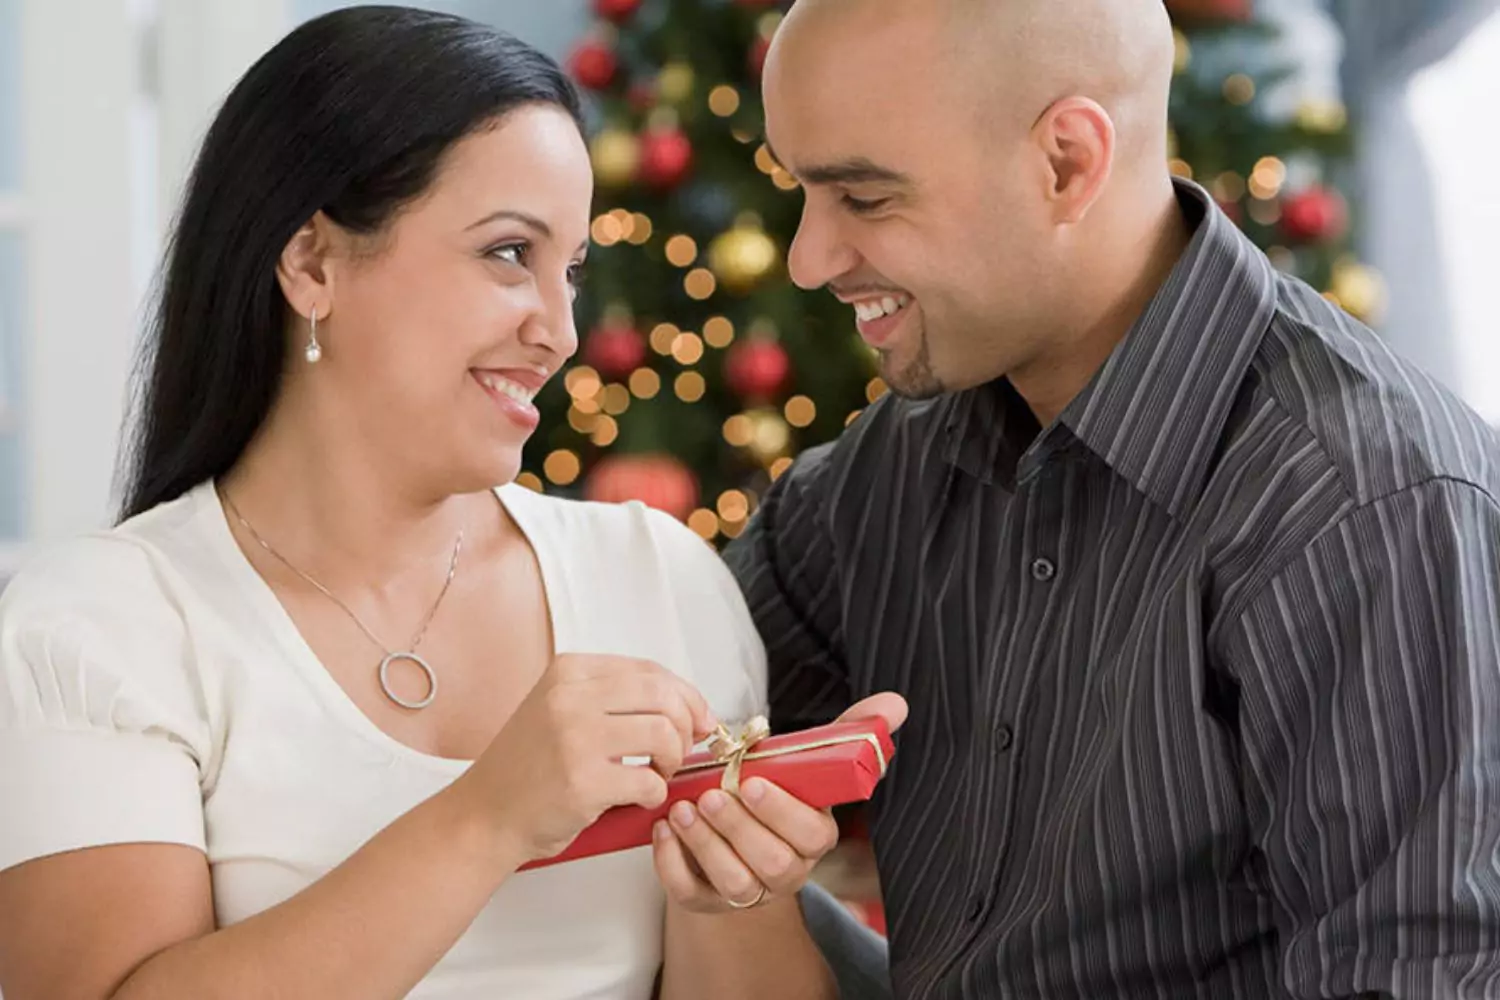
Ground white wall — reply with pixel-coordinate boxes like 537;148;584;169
1409;10;1500;425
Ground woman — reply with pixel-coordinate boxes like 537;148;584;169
0;8;859;998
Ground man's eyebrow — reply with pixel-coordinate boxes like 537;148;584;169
764;141;911;187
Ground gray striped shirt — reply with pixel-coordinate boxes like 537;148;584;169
725;181;1500;999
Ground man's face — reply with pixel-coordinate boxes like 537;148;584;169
763;6;1064;399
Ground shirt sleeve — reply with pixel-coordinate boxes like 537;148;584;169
1218;477;1500;997
722;442;851;732
0;540;209;875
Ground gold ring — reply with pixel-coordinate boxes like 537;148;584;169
724;885;768;909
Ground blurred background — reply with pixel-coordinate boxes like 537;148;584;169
0;0;1497;933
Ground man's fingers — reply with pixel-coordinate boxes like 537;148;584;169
834;691;909;732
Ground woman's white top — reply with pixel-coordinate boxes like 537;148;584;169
0;481;768;998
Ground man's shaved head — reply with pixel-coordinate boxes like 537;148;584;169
763;0;1181;405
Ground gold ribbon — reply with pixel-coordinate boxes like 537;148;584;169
706;715;772;795
682;716;890;796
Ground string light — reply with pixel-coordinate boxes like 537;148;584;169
629;368;661;398
687;508;720;540
566;367;602;399
716;490;750;522
720;518;747;539
544;450;581;486
675;371;707;402
769;457;793;480
731;128;755;144
591;415;619;446
1168;159;1194;180
515;471;544;492
685;268;716;300
650;322;680;355
703;316;735;348
626;213;653;245
845;409;863;427
591;214;624;246
723;413;754;446
708;85;741;117
865;378;888;403
1247;199;1282;226
1213;171;1247;202
754;144;778;175
665;235;698;267
772;169;799;191
671;332;705;365
1248;156;1287;200
573;395;602;416
567;406;598;433
784;395;816;427
602;383;631;415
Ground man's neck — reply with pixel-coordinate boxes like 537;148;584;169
1012;177;1192;428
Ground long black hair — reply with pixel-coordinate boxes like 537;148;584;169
118;5;584;521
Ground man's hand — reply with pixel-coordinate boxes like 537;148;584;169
651;692;909;913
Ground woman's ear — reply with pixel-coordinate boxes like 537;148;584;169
275;210;339;321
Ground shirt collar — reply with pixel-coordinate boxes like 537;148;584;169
944;179;1280;518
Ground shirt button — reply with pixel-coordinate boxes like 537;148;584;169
1031;557;1056;581
965;893;988;923
995;723;1015;752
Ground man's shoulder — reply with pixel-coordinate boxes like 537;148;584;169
777;390;955;516
1251;276;1500;507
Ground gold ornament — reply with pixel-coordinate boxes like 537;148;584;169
708;215;782;295
657;61;695;105
590;128;640;188
745;407;791;464
1329;259;1386;326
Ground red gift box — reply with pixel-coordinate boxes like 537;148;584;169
519;717;895;871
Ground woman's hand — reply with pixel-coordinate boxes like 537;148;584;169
652;692;909;913
456;652;719;865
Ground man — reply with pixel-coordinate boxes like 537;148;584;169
725;0;1500;996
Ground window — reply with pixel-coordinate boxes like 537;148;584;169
1409;11;1500;425
0;0;25;546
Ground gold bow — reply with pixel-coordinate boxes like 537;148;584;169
706;714;771;795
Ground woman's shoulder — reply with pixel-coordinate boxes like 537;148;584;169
0;482;218;633
497;483;712;568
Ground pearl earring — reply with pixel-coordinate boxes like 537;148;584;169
305;306;323;364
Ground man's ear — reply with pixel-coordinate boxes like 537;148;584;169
1032;96;1116;225
275;210;340;321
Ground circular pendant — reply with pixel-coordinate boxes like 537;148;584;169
378;651;437;710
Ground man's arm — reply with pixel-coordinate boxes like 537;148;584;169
723;443;852;731
1218;477;1500;997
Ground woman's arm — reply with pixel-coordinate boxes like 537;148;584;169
0;652;713;1000
0;780;518;1000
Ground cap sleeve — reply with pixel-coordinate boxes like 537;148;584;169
0;539;209;874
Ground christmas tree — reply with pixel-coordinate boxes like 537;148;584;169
520;0;1378;545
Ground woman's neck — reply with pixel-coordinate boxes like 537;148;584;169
218;384;485;598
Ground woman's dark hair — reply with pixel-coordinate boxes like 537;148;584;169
118;5;584;520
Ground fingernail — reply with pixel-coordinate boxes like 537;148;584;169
742;778;766;803
653;820;670;843
701;790;727;814
672;801;696;828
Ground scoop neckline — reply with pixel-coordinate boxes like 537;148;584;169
197;480;570;774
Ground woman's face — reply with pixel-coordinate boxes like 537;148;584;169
302;104;592;493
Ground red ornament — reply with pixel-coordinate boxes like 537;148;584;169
1279;185;1348;244
638;126;694;190
568;40;617;91
583;320;647;381
748;36;772;82
584;454;699;522
725;339;791;400
593;0;642;21
1165;0;1252;21
627;81;657;113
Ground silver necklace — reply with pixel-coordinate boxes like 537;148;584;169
221;492;463;711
